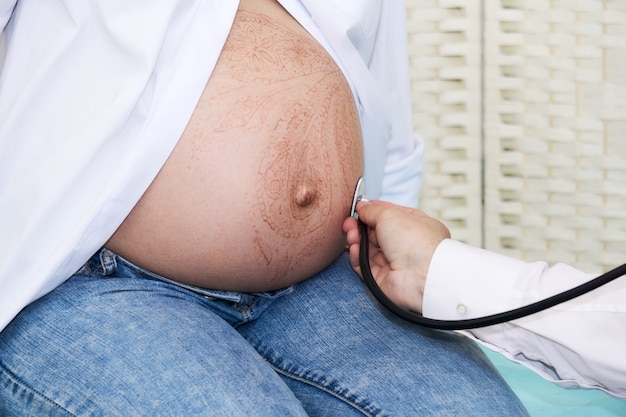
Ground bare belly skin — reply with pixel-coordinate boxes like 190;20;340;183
105;0;364;291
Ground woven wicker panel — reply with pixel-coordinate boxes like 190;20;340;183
405;0;484;246
406;1;626;272
483;0;626;272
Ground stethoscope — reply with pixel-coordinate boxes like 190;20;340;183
350;177;626;330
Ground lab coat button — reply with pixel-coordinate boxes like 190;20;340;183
456;304;467;315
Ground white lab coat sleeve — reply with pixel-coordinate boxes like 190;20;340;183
369;1;423;207
423;239;626;399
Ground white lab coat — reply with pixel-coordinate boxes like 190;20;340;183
424;239;626;399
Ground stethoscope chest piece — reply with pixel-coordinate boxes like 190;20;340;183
350;177;366;219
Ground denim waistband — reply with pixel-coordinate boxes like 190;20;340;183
81;248;294;303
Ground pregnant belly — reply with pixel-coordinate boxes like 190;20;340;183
105;0;364;291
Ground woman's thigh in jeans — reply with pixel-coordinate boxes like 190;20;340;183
0;271;307;417
238;253;529;417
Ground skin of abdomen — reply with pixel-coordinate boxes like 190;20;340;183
105;0;364;291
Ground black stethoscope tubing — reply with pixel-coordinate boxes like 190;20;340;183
358;219;626;330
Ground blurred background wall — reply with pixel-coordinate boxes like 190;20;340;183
406;0;626;273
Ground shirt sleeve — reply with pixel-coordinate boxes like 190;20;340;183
423;239;626;399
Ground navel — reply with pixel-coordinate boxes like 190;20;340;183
295;183;317;208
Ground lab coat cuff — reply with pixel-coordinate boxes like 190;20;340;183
423;239;527;320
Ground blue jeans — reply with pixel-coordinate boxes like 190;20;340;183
0;249;528;416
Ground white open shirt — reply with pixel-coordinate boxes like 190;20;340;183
0;0;422;331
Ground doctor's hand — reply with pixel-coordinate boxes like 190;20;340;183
342;200;450;314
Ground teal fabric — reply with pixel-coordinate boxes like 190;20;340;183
482;347;626;416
